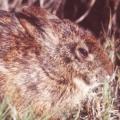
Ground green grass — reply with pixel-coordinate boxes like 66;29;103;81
0;98;35;120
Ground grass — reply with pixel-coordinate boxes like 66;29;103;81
0;98;35;120
102;80;112;120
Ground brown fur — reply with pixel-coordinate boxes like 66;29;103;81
0;6;113;119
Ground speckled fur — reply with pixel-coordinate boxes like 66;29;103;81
0;6;113;119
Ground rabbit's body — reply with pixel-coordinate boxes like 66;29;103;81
0;6;113;119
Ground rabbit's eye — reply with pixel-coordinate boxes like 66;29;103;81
77;48;88;58
76;47;88;59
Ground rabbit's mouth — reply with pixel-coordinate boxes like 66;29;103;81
72;73;111;100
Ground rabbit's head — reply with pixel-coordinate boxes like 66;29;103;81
17;7;113;94
35;19;113;92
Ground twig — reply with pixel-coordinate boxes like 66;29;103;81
75;0;96;23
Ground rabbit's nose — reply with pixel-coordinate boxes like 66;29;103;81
104;61;113;76
100;52;113;76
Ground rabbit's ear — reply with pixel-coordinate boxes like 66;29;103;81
21;5;59;20
16;11;59;47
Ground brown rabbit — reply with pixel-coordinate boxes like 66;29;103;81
0;6;113;119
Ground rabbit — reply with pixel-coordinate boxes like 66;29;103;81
0;6;113;119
